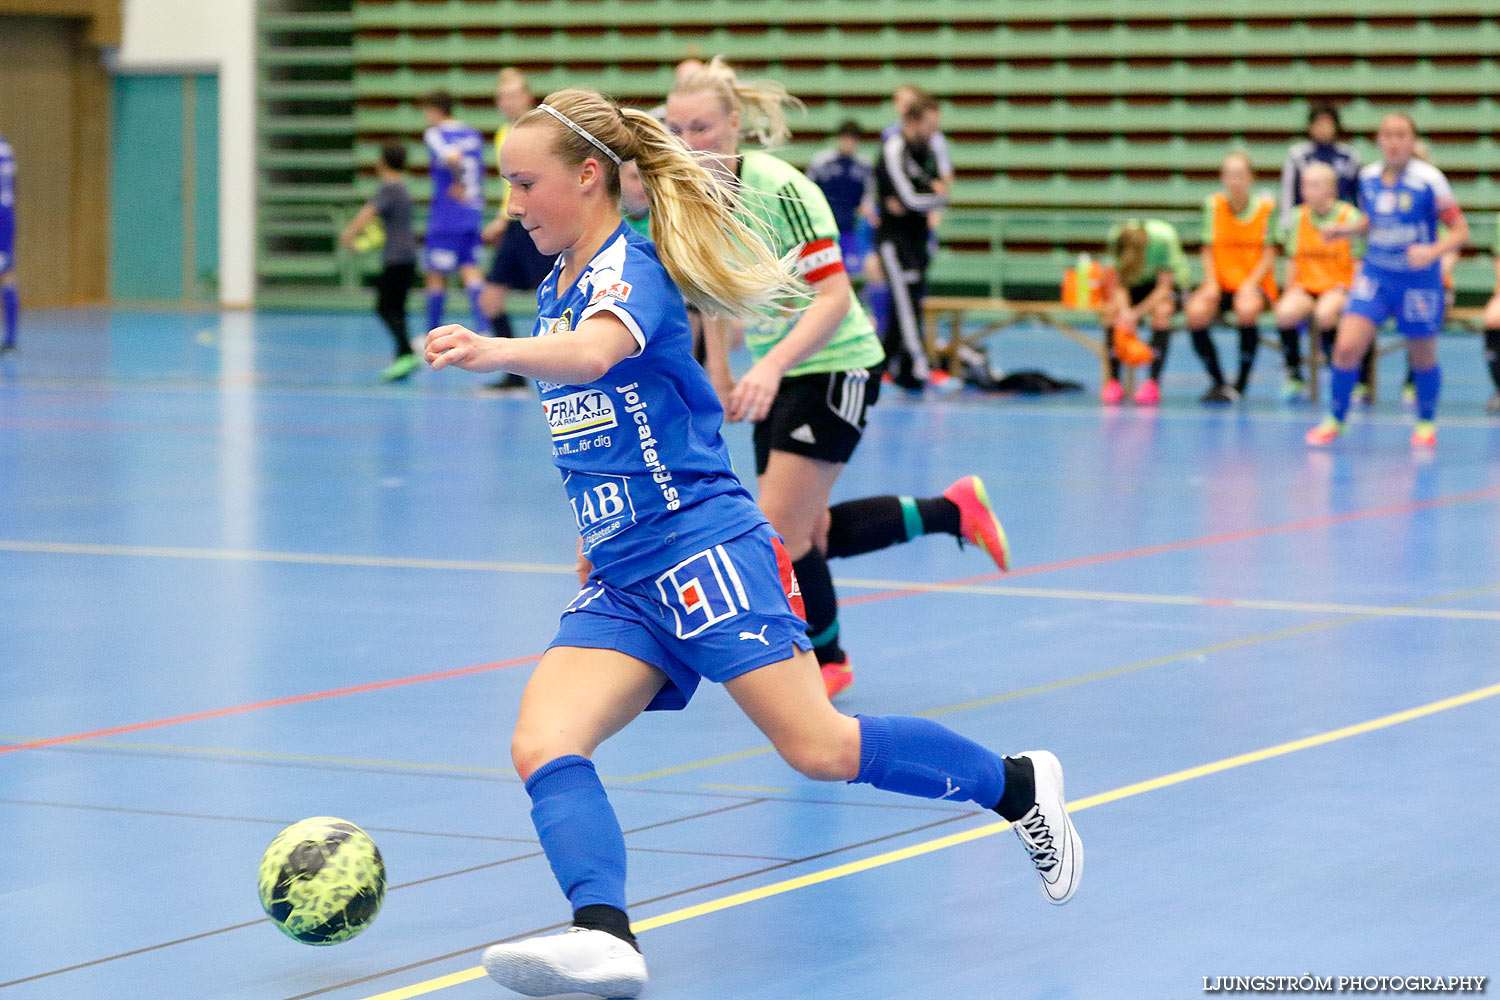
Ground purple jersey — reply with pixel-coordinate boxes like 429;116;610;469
423;120;484;234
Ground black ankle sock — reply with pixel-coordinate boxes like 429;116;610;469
1189;326;1225;385
1235;325;1259;392
490;311;514;339
791;550;844;664
993;756;1037;821
573;904;639;952
1486;329;1500;389
1277;326;1302;375
825;496;960;559
1148;328;1171;381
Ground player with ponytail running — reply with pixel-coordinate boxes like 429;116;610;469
424;87;1081;999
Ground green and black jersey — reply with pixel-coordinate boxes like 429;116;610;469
734;150;884;376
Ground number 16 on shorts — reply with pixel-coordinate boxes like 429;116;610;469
654;546;751;639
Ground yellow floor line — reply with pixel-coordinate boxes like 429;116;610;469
355;677;1500;1000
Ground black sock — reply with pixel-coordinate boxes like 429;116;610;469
1235;325;1259;392
1278;326;1302;376
1103;330;1121;380
1360;343;1376;388
1320;326;1336;363
993;756;1037;821
1189;326;1225;385
573;904;639;952
491;311;514;339
825;496;959;560
1487;329;1500;390
791;550;844;664
1147;328;1171;381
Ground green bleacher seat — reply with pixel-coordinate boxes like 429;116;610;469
258;2;1500;300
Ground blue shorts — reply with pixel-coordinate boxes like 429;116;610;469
423;229;482;274
550;523;812;711
1344;265;1445;339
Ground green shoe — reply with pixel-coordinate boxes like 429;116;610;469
381;354;419;381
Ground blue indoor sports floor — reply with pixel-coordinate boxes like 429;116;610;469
2;307;1498;999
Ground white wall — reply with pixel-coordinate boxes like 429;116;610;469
117;0;255;307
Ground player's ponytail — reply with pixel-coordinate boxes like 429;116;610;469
671;55;803;148
517;88;798;322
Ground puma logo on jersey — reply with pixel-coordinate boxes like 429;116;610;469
738;625;770;645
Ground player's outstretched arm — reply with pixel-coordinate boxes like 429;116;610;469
425;312;639;384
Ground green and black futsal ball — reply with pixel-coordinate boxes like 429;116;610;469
258;817;386;944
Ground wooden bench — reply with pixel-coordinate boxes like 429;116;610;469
923;296;1489;404
921;295;1127;389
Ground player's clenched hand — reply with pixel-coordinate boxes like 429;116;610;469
726;358;782;424
1406;243;1439;270
425;324;503;372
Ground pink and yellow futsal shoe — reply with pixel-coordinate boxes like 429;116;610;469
1305;416;1344;446
1099;379;1124;405
820;659;854;699
1411;420;1437;448
1132;378;1161;406
943;475;1011;572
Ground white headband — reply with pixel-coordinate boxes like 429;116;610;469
536;103;622;166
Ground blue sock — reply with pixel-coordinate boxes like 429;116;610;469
465;283;486;330
526;755;628;912
1328;363;1360;422
1;286;16;347
1410;364;1441;422
851;714;1005;809
425;290;445;333
866;284;890;334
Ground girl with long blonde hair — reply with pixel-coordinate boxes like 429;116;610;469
424;87;1081;997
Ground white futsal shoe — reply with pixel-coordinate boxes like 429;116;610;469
482;927;647;998
1009;750;1083;905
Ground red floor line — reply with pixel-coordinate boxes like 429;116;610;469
842;483;1500;606
8;484;1496;758
0;654;540;757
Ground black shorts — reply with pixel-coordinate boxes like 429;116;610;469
1128;282;1182;310
753;365;882;475
486;221;554;290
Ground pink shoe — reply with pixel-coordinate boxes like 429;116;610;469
1100;379;1124;405
1305;416;1343;446
821;659;854;699
942;475;1011;572
1132;378;1160;406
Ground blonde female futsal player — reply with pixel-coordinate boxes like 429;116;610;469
424;88;1081;998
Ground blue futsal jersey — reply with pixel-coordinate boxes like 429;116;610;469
423;121;485;233
532;222;766;585
0;135;15;268
1356;159;1459;276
